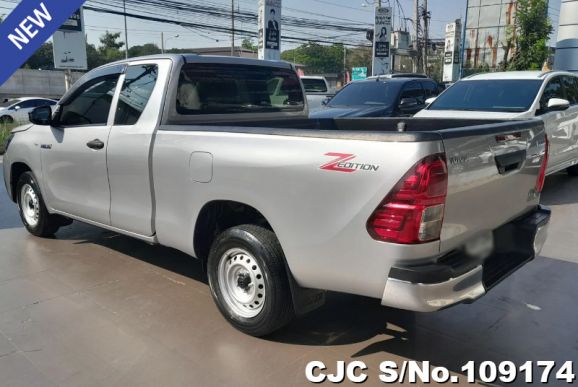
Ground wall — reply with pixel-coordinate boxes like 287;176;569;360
0;69;84;100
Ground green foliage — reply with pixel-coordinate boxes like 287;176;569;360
282;43;344;74
128;43;162;57
508;0;553;71
22;42;55;70
0;122;18;155
99;31;125;51
241;38;258;52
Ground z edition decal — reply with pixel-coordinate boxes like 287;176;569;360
320;153;380;173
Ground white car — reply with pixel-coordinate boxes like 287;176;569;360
0;97;58;125
415;71;578;175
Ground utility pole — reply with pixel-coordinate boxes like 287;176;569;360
413;0;419;72
161;32;164;54
343;45;347;85
123;0;129;59
422;0;428;75
231;0;235;57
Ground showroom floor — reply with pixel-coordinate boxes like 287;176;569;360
0;160;576;387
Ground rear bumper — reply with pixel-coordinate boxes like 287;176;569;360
381;205;551;312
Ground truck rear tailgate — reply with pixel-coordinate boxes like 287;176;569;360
439;120;547;254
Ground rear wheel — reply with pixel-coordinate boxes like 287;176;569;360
207;225;295;336
16;172;65;237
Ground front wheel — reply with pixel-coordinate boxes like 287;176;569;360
207;225;295;337
16;172;64;237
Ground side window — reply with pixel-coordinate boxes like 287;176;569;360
115;64;159;126
399;82;425;104
18;100;38;109
539;77;564;113
58;75;119;126
562;76;578;105
421;81;439;98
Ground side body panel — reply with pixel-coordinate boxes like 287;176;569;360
152;130;443;299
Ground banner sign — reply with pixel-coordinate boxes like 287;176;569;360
258;0;281;60
0;0;87;86
352;67;367;81
53;8;87;70
443;20;462;83
372;7;392;76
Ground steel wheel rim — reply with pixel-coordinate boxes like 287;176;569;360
217;248;265;318
20;184;40;227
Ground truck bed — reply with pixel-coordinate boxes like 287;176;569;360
154;117;547;300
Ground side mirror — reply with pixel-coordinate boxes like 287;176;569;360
29;105;53;125
322;97;331;106
548;98;570;111
399;97;419;109
425;97;437;105
12;105;21;111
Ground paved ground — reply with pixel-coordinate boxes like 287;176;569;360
0;158;576;387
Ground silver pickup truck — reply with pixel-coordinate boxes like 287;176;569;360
3;55;551;336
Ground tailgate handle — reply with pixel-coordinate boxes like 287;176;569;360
495;150;526;175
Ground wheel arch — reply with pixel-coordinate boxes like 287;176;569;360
193;200;273;262
193;200;325;315
9;162;32;202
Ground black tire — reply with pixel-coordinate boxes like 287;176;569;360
0;115;14;124
207;225;295;337
16;172;63;237
567;165;578;176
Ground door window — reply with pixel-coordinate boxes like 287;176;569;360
539;77;564;114
15;100;38;110
562;76;578;105
421;81;439;98
115;64;159;125
399;82;425;104
58;75;119;126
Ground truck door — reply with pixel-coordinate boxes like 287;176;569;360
107;61;169;236
41;64;125;225
538;75;578;172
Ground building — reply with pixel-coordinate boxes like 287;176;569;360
463;0;518;75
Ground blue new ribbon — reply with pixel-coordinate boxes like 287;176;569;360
0;0;87;86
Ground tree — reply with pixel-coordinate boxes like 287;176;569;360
129;43;162;57
508;0;553;70
282;43;345;74
97;31;125;64
241;38;258;52
99;31;125;51
22;42;54;70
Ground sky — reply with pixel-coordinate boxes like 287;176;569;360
0;0;563;51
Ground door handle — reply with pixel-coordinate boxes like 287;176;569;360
86;139;105;150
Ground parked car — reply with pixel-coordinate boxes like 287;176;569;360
311;77;442;118
415;71;578;176
0;97;58;124
300;76;334;112
4;55;550;336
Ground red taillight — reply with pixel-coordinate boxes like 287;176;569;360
536;136;549;193
367;154;448;244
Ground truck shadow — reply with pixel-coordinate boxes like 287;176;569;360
56;223;577;386
63;223;208;285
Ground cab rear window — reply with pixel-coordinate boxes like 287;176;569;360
176;63;304;115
